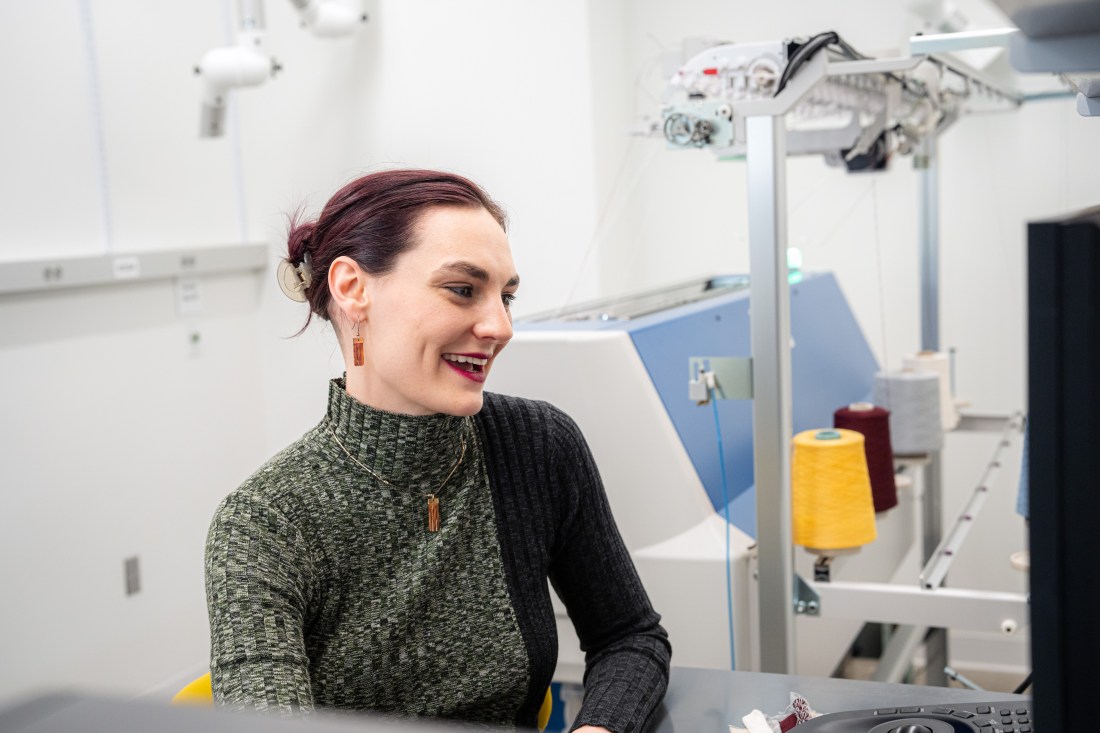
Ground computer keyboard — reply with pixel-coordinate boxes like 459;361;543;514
798;700;1033;733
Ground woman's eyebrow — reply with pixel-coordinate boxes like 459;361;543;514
435;260;520;287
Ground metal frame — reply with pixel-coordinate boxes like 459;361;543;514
730;43;1023;675
915;133;950;686
735;56;831;673
808;581;1028;633
908;28;1018;55
920;412;1026;590
871;625;928;683
663;34;1031;675
746;114;796;673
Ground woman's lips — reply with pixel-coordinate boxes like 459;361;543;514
442;356;487;383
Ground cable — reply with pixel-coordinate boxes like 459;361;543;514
710;387;736;670
774;32;838;96
774;31;928;102
1012;672;1033;694
832;36;868;61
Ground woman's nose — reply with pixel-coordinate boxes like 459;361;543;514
474;300;513;343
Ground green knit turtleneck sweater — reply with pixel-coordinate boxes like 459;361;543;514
206;379;671;732
205;379;530;723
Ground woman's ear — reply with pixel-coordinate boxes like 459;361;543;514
328;256;370;323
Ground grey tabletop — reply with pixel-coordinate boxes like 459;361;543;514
653;667;1030;733
0;693;430;733
0;669;1030;733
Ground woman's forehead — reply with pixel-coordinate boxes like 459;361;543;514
406;207;515;279
414;205;506;241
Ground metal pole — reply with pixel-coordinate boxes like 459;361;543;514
916;135;948;686
922;453;948;685
918;137;940;352
872;625;928;683
746;114;795;673
238;0;266;30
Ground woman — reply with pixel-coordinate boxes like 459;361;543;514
204;169;671;732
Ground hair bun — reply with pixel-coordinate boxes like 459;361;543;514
287;218;317;265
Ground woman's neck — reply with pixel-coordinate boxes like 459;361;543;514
325;378;469;486
343;368;435;417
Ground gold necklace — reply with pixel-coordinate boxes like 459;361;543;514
328;420;469;532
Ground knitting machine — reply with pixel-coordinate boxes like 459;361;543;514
659;32;1018;169
493;31;1035;684
490;271;1028;685
488;273;920;679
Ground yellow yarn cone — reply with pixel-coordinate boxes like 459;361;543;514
792;429;877;551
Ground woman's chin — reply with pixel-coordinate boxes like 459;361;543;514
448;392;485;417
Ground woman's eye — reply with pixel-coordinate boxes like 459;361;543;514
447;286;474;298
502;293;517;307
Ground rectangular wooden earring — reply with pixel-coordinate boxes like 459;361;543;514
352;322;364;366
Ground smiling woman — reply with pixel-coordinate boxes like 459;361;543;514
204;169;671;732
332;205;517;417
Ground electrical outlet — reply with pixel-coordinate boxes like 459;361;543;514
188;328;202;359
124;556;141;596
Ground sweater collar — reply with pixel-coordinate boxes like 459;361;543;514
322;378;471;486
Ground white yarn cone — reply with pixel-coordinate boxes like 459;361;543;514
873;371;943;454
903;351;959;430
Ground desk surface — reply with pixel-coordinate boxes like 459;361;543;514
0;667;1029;733
654;667;1029;733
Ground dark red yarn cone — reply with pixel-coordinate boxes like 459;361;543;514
834;405;898;512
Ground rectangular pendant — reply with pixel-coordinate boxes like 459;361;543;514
427;495;440;532
352;336;364;366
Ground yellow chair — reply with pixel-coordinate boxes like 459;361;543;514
171;672;213;706
174;673;553;731
536;687;553;732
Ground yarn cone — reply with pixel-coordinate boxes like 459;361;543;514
834;404;898;513
792;429;877;551
873;371;943;455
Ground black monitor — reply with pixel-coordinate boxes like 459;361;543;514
1027;204;1100;732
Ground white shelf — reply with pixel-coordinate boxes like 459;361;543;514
0;244;269;296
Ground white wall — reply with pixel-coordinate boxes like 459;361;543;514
0;0;609;705
1;0;1098;706
0;273;268;700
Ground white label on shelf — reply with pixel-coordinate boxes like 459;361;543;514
176;277;204;315
113;256;140;279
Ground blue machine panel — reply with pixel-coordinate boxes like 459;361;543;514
517;274;878;538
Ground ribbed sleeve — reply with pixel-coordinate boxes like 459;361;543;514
205;490;318;713
477;394;671;733
475;395;560;729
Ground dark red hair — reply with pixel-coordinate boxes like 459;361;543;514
286;169;507;329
